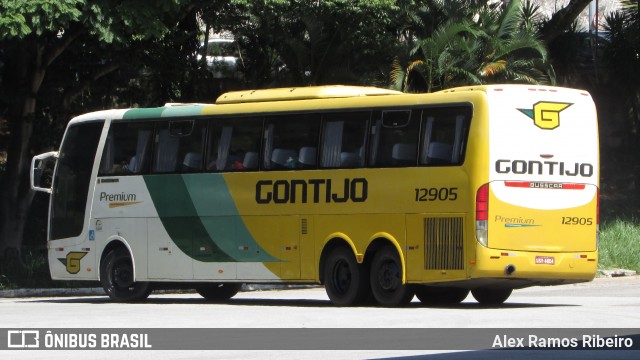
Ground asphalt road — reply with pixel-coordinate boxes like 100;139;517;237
1;276;639;359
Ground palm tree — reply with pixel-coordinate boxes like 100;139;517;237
474;0;551;84
391;0;553;92
391;20;480;92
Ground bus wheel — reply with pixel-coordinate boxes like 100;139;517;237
100;248;151;302
324;247;369;306
471;288;512;305
370;246;414;307
196;283;242;302
414;286;469;305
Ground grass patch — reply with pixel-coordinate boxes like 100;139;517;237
0;249;51;290
598;218;640;272
0;248;97;290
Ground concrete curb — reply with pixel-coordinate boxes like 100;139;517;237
597;268;638;277
0;287;104;298
0;284;320;299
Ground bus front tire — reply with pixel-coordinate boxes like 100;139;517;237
414;286;469;305
100;248;151;302
196;283;242;302
369;246;414;307
324;247;369;306
471;288;512;305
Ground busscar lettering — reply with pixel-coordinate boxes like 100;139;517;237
495;159;594;177
256;178;368;204
530;182;563;189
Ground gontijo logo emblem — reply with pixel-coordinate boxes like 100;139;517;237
58;251;88;274
518;102;572;130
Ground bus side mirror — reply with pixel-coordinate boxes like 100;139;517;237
31;151;58;193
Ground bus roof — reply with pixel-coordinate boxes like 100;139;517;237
438;84;590;96
67;86;405;124
215;85;403;104
68;84;591;125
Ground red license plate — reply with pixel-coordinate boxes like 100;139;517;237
535;256;555;265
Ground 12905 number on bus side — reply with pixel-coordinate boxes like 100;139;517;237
561;217;593;225
414;187;458;202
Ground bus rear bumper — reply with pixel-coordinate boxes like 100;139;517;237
469;247;597;286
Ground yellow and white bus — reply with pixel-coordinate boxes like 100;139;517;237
31;84;599;306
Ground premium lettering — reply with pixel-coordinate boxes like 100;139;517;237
99;192;137;202
256;178;368;204
494;215;534;224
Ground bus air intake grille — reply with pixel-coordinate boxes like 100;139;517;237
424;217;464;270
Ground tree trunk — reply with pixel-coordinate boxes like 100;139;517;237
0;43;44;260
0;103;38;260
0;26;85;261
540;0;593;43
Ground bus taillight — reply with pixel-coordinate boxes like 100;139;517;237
476;184;489;247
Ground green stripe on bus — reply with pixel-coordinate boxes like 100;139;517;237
143;174;279;263
144;174;234;262
123;108;166;119
160;105;205;118
182;174;280;262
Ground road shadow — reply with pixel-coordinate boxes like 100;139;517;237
23;295;577;309
372;349;640;360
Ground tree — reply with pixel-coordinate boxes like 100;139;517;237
602;0;640;150
213;0;402;87
392;0;552;92
391;20;480;92
473;0;551;84
539;0;593;43
0;0;195;260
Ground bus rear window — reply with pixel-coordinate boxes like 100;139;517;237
419;106;471;166
363;106;472;168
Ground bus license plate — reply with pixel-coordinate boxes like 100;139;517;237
535;256;555;265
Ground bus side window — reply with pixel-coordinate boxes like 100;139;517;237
153;120;206;173
263;114;320;170
232;119;262;171
180;121;207;173
207;117;262;172
419;107;471;166
369;110;419;167
99;122;153;176
320;112;369;168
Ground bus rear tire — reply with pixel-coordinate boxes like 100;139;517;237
414;286;469;305
370;246;414;307
196;283;242;302
471;288;512;305
324;247;369;306
100;248;151;302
